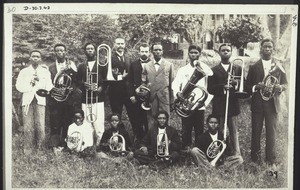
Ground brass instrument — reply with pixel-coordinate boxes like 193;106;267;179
157;132;170;159
231;58;249;99
207;139;227;167
97;44;116;81
109;133;126;152
174;60;213;118
65;131;84;152
260;62;284;101
135;84;151;110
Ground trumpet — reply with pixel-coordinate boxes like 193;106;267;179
207;139;227;166
97;44;115;81
109;133;126;152
260;63;284;101
157;132;170;159
174;60;213;118
231;58;249;99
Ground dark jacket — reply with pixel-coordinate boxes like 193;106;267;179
208;63;242;116
139;124;181;156
77;61;107;103
245;59;288;113
99;124;133;152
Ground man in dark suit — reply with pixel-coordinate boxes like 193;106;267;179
48;43;81;148
208;44;243;160
107;38;136;130
127;43;151;144
133;111;181;170
246;38;287;166
77;43;107;146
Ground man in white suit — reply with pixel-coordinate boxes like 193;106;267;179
142;42;174;126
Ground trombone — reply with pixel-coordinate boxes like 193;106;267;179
231;58;249;99
85;63;98;123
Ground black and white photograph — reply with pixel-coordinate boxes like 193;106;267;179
3;3;298;189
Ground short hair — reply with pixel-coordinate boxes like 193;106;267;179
206;114;220;124
218;43;232;52
108;113;121;122
54;43;67;51
29;50;42;57
84;43;96;51
139;43;150;51
114;37;125;43
260;38;275;48
188;45;202;53
155;110;169;121
74;109;84;118
151;42;163;52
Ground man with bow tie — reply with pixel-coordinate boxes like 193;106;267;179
48;43;80;149
208;44;243;162
142;42;174;127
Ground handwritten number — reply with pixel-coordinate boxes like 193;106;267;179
292;15;297;27
7;7;16;13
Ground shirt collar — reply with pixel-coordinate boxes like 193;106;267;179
116;51;124;57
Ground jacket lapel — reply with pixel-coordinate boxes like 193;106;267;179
156;59;165;75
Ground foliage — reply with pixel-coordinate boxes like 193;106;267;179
216;17;263;49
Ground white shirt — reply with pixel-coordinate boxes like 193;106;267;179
154;59;162;72
172;62;213;110
158;128;166;142
209;132;218;142
56;60;66;72
88;61;95;71
221;63;230;71
67;121;94;152
262;59;272;77
16;65;53;106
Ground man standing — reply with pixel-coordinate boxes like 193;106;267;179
208;44;243;161
77;43;107;146
172;45;213;150
127;43;151;144
16;50;53;154
142;42;174;126
48;43;80;148
246;38;287;167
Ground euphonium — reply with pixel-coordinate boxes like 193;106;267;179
260;63;284;101
174;60;213;118
207;139;227;167
109;133;126;152
135;84;151;110
157;132;170;159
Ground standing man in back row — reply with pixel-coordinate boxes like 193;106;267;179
142;42;174;126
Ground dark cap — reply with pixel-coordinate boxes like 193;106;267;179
188;45;202;53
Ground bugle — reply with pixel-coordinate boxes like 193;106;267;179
109;133;126;152
157;132;170;160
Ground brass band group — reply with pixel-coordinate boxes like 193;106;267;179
15;37;287;170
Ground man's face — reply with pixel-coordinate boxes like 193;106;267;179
110;115;120;129
157;113;167;127
74;113;84;126
85;44;95;58
152;45;163;59
30;52;42;65
219;45;232;60
261;41;274;57
139;46;150;61
114;38;125;53
207;118;219;134
54;46;66;60
188;49;200;61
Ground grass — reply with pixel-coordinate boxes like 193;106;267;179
10;54;291;189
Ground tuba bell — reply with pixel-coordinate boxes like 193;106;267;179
135;84;151;110
174;60;213;118
109;133;126;152
157;132;170;159
260;62;284;101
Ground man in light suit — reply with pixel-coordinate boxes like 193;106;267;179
246;38;287;167
142;42;174;126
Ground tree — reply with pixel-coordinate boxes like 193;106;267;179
216;17;263;49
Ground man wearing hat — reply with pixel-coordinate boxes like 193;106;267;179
172;45;213;151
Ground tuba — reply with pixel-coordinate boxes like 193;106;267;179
207;139;227;167
135;84;151;110
260;63;284;101
157;132;170;159
174;60;213;118
109;133;126;152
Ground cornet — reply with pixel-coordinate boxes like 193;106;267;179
157;132;170;159
109;133;126;152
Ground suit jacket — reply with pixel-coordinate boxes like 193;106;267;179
127;59;150;97
77;60;107;103
140;125;181;156
107;52;132;96
48;60;80;106
208;63;242;116
245;59;288;113
142;59;174;105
